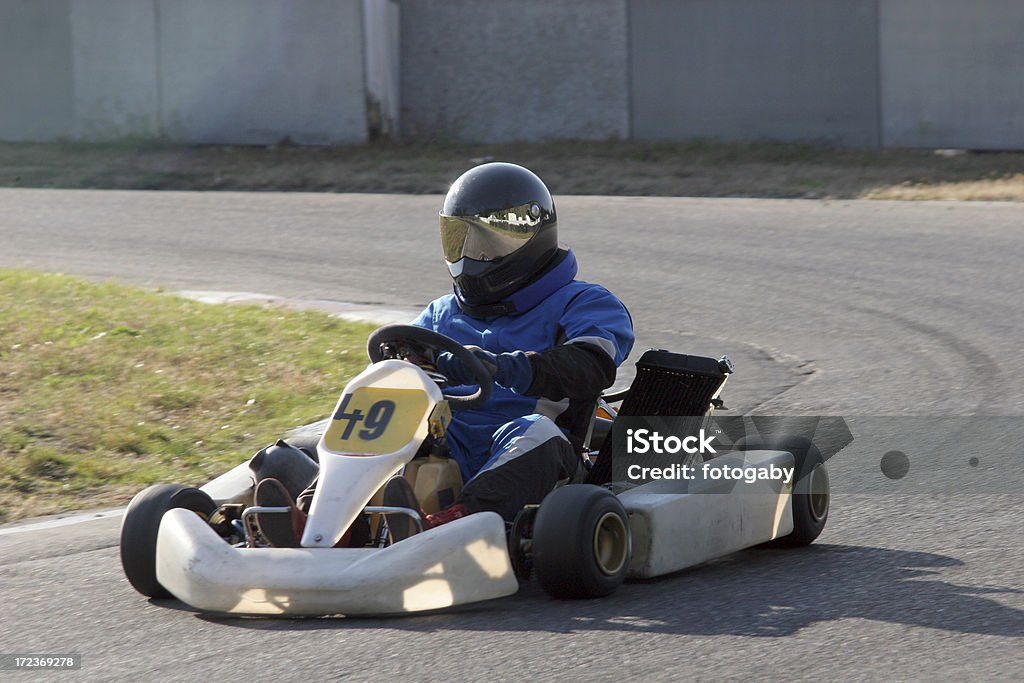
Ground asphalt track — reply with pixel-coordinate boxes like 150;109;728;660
1;189;1022;681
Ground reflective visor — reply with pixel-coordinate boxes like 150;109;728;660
440;202;543;263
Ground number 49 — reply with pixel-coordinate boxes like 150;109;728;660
333;395;396;441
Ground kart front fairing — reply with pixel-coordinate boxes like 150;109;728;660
155;359;518;616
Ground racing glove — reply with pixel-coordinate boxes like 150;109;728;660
435;347;533;395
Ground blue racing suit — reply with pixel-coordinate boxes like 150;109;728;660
412;248;634;519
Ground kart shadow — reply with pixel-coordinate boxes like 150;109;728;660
194;543;1024;638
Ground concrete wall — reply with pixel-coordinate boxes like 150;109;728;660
0;0;368;144
363;0;401;138
880;0;1024;149
0;0;75;141
159;0;367;145
398;0;629;143
69;0;161;139
4;0;1024;148
629;0;881;147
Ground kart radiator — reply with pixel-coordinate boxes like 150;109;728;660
586;349;731;485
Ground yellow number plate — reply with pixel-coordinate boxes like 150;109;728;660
322;387;429;455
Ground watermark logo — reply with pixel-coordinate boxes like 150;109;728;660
626;428;717;455
607;415;1021;493
625;461;794;484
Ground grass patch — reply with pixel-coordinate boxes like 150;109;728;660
0;269;374;523
1;139;1023;200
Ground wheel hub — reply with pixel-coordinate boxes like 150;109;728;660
593;511;629;576
808;464;830;522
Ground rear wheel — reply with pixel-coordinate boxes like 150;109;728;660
735;435;830;547
120;484;216;598
532;484;631;599
783;454;829;546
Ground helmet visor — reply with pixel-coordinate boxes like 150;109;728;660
440;203;543;263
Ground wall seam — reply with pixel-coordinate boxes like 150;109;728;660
624;0;633;139
359;0;370;143
154;0;164;138
874;0;884;149
68;0;80;139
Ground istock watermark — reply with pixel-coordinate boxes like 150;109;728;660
625;427;717;455
625;461;794;484
608;415;1024;493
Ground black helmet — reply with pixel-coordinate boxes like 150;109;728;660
440;162;558;307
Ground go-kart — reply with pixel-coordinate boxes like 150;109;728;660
119;325;831;616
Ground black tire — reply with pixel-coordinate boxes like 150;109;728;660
532;484;632;599
781;446;829;546
120;484;216;598
735;435;829;547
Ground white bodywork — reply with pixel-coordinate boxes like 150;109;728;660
156;507;518;616
156;358;809;614
621;450;797;578
157;359;523;616
177;447;804;613
303;360;444;547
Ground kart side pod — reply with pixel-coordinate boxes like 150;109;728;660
620;449;796;578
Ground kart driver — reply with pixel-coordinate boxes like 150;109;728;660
384;161;634;536
254;162;633;546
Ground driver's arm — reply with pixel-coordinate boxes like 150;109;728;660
522;341;618;401
414;287;634;399
477;286;630;403
523;286;633;400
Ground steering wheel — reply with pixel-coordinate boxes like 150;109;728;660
366;324;493;411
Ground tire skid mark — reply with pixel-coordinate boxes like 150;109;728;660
706;255;1007;414
647;329;819;416
705;338;817;416
844;302;1001;415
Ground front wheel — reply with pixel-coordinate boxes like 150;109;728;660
532;484;632;599
120;484;216;598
